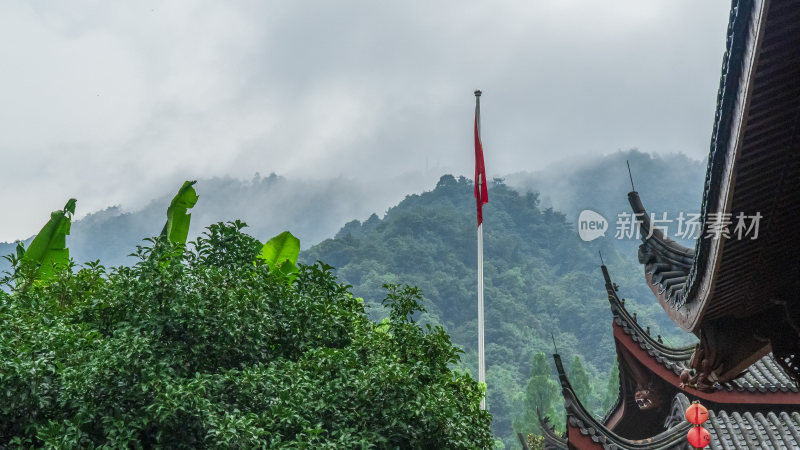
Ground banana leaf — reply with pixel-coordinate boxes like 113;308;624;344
258;231;300;277
22;198;77;281
160;181;198;245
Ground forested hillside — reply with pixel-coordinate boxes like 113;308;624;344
301;174;696;448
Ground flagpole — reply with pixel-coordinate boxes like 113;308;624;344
475;89;486;411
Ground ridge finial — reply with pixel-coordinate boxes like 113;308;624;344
627;160;636;192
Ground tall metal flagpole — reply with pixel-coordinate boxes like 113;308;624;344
475;90;486;411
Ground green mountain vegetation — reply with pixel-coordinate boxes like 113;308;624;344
301;174;697;448
0;221;492;447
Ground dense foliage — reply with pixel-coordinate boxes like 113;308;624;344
568;357;592;412
302;175;695;448
601;360;620;413
0;221;492;448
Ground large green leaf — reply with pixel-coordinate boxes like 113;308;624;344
161;181;199;245
22;199;77;281
258;231;300;276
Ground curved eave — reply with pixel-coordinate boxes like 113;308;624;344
629;0;769;332
553;354;692;449
628;191;702;332
602;265;695;363
695;0;800;324
613;322;800;404
602;265;799;400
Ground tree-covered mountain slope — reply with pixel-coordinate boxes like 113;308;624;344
300;174;694;448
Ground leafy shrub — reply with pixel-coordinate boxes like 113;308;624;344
0;221;492;448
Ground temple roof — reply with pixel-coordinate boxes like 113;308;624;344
533;414;568;450
603;265;799;398
627;0;800;360
538;266;800;448
669;394;800;449
543;0;800;446
553;353;692;450
553;351;800;449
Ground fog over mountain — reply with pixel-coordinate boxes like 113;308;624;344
505;150;706;216
0;170;443;269
1;150;705;273
505;149;707;256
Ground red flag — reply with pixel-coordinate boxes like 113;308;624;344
474;114;488;225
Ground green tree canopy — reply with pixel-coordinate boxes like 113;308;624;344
569;355;592;407
514;353;563;437
602;359;620;412
0;221;492;448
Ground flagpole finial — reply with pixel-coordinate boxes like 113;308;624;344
474;90;482;97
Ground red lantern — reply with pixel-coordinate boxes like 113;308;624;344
685;401;709;425
687;426;711;448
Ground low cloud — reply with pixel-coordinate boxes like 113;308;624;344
0;1;729;241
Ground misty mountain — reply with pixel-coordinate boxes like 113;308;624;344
505;149;706;255
1;171;443;271
1;150;706;271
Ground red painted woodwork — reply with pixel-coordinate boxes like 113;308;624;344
613;322;798;405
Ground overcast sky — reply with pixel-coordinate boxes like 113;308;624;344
0;1;730;242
